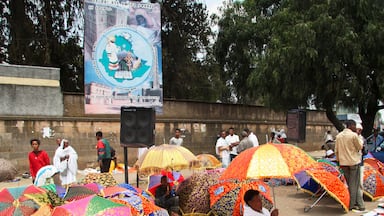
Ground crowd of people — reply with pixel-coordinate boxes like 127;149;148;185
215;127;260;168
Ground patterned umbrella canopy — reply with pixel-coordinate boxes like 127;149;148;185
196;154;222;169
148;170;184;196
363;160;384;200
294;162;342;195
364;158;384;175
220;143;317;180
209;180;273;216
107;188;167;215
305;168;350;211
0;185;46;216
63;185;98;202
51;194;131;216
135;144;200;174
176;168;224;214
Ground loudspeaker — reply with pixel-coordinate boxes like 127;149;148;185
286;109;306;142
120;107;155;148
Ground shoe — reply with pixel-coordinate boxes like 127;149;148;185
351;207;367;213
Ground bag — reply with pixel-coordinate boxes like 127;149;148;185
111;147;116;158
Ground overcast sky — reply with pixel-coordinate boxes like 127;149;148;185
205;1;223;15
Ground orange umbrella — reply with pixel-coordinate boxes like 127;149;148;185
196;154;222;169
220;143;317;180
305;168;350;212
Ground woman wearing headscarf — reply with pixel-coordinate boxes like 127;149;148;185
55;139;78;186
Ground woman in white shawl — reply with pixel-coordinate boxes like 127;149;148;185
54;139;78;186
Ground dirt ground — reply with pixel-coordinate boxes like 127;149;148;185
0;151;381;216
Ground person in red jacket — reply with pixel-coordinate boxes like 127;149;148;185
28;138;50;183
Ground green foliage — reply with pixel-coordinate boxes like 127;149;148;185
161;0;224;101
215;0;384;133
5;0;83;92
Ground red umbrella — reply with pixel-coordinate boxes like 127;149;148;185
0;185;46;215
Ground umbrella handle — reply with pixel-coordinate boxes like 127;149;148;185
272;185;277;208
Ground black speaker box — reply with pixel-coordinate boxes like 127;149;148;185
120;107;155;147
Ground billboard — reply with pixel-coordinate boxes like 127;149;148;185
84;0;162;114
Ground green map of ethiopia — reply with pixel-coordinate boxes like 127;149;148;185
94;27;153;88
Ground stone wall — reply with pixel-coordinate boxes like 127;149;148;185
0;94;335;173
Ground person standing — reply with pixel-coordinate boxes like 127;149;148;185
215;130;230;168
96;131;112;173
169;128;183;146
57;139;78;186
335;120;365;212
28;139;50;183
244;128;259;147
226;127;240;161
237;130;254;154
53;138;62;171
356;123;367;205
368;128;384;152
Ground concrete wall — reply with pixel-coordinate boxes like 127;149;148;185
0;64;63;116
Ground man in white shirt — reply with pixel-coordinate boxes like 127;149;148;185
215;130;230;168
244;128;259;147
225;127;240;161
169;128;183;146
243;189;279;216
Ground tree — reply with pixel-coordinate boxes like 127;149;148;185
215;0;384;136
6;0;84;92
161;0;224;101
0;1;7;63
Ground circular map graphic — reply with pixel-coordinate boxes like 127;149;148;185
93;26;154;89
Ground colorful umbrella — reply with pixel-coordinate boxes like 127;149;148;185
63;185;98;202
176;168;224;214
364;158;384;175
209;180;273;216
196;154;222;169
363;161;384;200
135;144;200;174
294;162;342;195
107;188;167;215
0;185;46;216
52;195;131;216
305;168;350;211
219;143;317;180
101;186;129;197
148;170;184;196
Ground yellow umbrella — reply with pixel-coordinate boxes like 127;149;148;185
135;144;199;175
196;154;222;169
